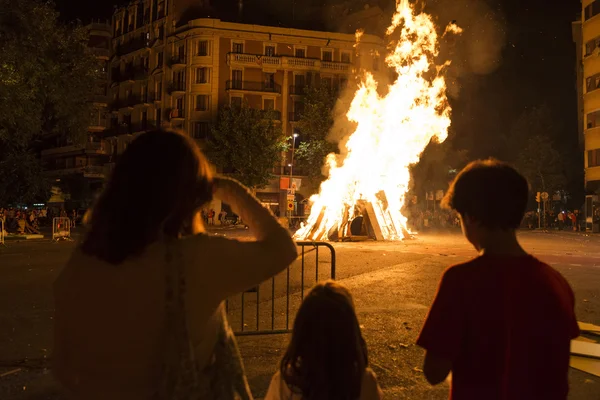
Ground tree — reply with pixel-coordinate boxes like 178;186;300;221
206;105;288;188
508;106;567;194
0;0;99;205
515;135;566;194
294;85;338;180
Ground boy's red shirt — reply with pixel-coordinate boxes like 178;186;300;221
417;254;579;400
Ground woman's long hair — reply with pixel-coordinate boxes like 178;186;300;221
81;130;213;264
281;281;368;400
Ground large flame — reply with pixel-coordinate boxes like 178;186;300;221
294;0;461;241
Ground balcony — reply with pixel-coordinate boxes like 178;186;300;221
321;60;351;72
288;112;303;122
133;66;149;80
131;121;157;133
226;53;351;73
90;94;110;104
41;141;110;157
261;109;282;120
226;80;281;94
168;81;186;94
115;37;150;56
91;48;110;59
227;53;282;68
169;109;185;120
289;85;308;95
169;55;186;67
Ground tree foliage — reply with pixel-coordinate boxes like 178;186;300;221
0;0;99;205
206;105;288;188
508;105;567;193
294;85;338;180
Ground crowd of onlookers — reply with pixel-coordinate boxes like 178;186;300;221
0;207;80;235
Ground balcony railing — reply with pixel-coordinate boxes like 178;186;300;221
226;53;351;72
289;85;308;95
321;60;351;72
226;80;281;93
261;110;282;120
169;55;186;66
90;48;110;58
168;81;186;93
115;37;150;56
41;141;110;157
169;109;185;119
288;112;303;122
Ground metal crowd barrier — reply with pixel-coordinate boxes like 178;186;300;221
52;217;71;241
227;241;336;336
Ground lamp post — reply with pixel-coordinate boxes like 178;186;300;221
288;133;299;219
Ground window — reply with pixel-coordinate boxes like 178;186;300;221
322;50;333;62
196;67;209;84
232;42;244;53
231;70;243;89
156;108;162;127
340;77;348;89
196;94;209;111
265;45;276;56
192;122;211;139
588;110;600;129
264;72;275;90
295;47;306;58
321;76;332;89
158;24;164;39
264;98;275;110
176;97;184;111
231;96;242;108
156;81;162;100
141;111;148;129
585;1;600;21
587;73;600;93
157;51;163;68
197;40;208;56
341;52;351;63
373;55;380;72
589;149;600;167
294;74;305;88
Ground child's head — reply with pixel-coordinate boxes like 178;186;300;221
281;280;368;400
442;159;529;248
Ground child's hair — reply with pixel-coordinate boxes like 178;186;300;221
280;281;368;400
441;158;529;229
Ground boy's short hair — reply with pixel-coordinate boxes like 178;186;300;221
441;159;529;229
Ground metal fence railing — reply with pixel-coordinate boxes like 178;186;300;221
52;217;71;241
227;241;336;336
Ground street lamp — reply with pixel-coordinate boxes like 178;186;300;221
288;133;299;219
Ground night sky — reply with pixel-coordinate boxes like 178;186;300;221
58;0;581;161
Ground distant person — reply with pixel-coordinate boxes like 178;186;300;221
417;159;579;400
265;281;382;400
53;129;297;400
557;211;564;230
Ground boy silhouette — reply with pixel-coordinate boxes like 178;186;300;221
417;159;579;400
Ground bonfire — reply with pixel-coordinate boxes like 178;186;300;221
294;0;461;241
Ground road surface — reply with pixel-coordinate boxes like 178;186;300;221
0;229;599;399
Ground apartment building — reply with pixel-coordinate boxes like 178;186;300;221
42;20;112;191
582;0;600;194
108;0;384;208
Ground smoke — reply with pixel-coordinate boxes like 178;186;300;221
427;0;506;97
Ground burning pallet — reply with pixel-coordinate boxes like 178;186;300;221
303;198;413;242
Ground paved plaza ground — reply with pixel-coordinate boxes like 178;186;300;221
1;228;599;399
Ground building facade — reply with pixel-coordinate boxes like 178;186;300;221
107;0;384;209
581;0;600;193
42;20;112;202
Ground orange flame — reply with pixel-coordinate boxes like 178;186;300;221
295;0;460;241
